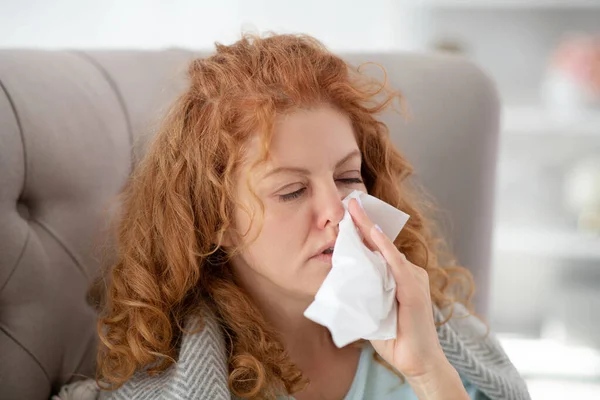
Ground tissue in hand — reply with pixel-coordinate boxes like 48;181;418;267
303;190;410;348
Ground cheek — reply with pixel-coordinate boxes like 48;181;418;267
259;206;311;254
238;205;312;269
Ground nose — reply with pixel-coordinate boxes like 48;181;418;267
315;182;346;230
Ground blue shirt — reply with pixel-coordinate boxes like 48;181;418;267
343;344;489;399
282;344;489;399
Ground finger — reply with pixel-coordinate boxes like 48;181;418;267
413;265;430;285
347;198;378;251
348;198;422;293
370;225;414;288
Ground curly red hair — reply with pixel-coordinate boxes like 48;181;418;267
95;33;476;399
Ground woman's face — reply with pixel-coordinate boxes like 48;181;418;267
228;105;367;301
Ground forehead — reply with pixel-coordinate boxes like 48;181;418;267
236;106;361;181
267;106;358;163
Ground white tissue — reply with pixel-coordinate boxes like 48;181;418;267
303;190;410;348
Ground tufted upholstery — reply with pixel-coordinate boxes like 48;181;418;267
0;49;499;400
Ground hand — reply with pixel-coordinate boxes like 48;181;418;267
347;198;451;382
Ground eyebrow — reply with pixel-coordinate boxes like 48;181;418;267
263;149;361;178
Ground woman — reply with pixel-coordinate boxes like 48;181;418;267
77;34;529;400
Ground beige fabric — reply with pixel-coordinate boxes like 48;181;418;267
0;49;499;400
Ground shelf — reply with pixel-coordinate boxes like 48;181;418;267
502;106;600;137
493;227;600;260
425;0;600;9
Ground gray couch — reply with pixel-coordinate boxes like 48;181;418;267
0;49;500;400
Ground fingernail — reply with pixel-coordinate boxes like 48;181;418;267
356;197;364;209
375;224;383;233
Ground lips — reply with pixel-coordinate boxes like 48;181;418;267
313;240;336;258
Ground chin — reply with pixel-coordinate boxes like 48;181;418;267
290;259;332;298
308;272;331;298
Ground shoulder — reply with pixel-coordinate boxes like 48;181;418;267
96;311;230;400
435;303;531;399
434;301;490;339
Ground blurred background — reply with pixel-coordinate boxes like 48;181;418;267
2;1;600;398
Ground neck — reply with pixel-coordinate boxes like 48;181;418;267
229;261;364;400
232;265;337;361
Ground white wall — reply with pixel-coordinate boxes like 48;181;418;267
0;0;432;51
429;8;600;104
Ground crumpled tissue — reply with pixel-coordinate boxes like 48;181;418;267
304;190;410;348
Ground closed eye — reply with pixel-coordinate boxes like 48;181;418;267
279;187;307;202
336;178;363;185
278;178;363;202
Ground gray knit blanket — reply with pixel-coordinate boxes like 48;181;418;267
54;303;530;400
